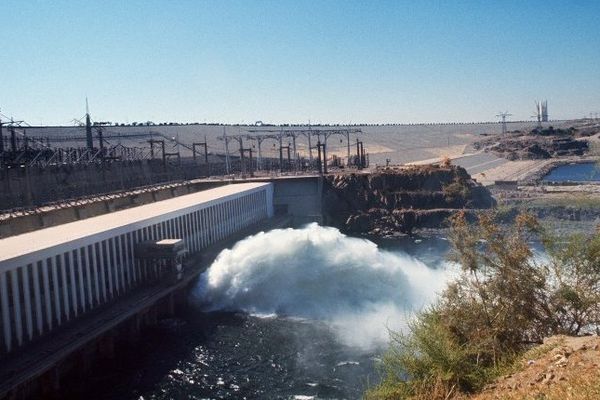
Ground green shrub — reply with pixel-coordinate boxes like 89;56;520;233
367;211;600;399
442;178;471;203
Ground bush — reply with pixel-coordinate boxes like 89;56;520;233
442;178;471;203
367;211;600;399
543;230;600;335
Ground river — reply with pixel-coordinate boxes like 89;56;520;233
82;224;453;400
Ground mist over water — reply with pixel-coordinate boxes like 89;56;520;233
85;226;455;399
195;223;453;348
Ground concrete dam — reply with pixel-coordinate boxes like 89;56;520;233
0;180;298;399
0;166;487;399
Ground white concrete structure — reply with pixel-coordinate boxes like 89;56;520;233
0;182;273;355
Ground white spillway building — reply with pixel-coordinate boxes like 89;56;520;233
0;182;274;355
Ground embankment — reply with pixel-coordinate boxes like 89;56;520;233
323;165;496;235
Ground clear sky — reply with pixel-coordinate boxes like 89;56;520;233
1;0;599;125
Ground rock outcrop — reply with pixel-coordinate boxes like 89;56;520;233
322;164;495;236
474;127;590;160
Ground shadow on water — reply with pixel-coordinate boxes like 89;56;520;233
78;307;377;400
73;227;451;400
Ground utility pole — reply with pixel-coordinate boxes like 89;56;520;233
0;113;3;155
322;141;327;174
238;137;245;174
315;140;327;174
192;141;208;164
308;121;313;161
291;134;297;171
496;111;512;135
85;98;93;151
356;138;362;169
223;126;230;174
278;131;284;173
97;127;104;160
360;141;365;168
346;130;351;164
280;144;291;171
9;120;16;153
316;140;322;174
241;147;253;175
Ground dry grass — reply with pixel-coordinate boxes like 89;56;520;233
462;336;600;400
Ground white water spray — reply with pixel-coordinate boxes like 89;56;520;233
195;223;453;348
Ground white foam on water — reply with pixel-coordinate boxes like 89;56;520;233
194;223;453;349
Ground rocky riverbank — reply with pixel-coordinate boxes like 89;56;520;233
322;164;495;236
473;126;592;161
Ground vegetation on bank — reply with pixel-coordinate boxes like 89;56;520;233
366;211;600;399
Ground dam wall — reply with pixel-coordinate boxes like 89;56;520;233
0;182;273;357
0;158;225;211
1;176;323;238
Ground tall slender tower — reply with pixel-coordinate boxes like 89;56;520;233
541;100;548;122
85;98;93;150
535;100;549;125
496;111;512;135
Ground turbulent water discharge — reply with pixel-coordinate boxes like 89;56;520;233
196;223;451;348
87;224;453;400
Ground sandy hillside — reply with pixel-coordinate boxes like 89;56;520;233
463;335;600;400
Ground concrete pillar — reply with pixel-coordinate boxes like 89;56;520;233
214;206;219;240
32;262;43;336
230;200;235;234
128;233;135;286
68;251;78;316
232;199;237;232
11;269;23;346
214;205;219;241
110;238;120;295
224;202;230;236
191;211;197;251
172;218;178;239
205;208;210;247
208;207;213;243
90;244;101;305
224;201;230;236
184;214;192;251
1;270;12;352
221;203;226;239
238;198;242;229
22;265;34;340
60;253;71;320
97;242;107;302
105;240;114;298
196;210;201;249
133;230;142;282
119;235;127;292
82;247;92;310
245;194;249;225
196;210;202;249
42;258;53;330
50;257;62;325
218;204;223;240
178;216;184;240
200;208;208;248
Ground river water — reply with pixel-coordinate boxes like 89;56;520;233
543;162;600;182
83;224;452;400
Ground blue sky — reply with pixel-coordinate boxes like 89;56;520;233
1;0;599;125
